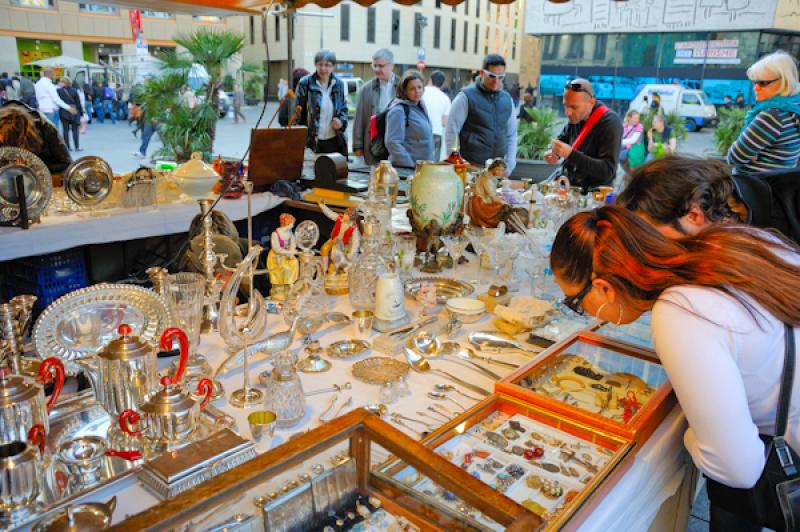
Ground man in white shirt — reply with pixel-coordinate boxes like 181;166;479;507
34;68;75;129
422;70;451;160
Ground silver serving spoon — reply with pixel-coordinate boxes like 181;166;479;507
437;342;502;380
403;348;490;397
441;343;520;369
427;404;454;419
434;383;481;402
428;391;465;410
468;331;541;356
417;410;448;424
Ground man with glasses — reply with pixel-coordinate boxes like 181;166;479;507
544;78;622;191
353;48;398;166
445;54;516;173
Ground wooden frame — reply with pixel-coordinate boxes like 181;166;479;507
496;331;676;443
112;409;541;531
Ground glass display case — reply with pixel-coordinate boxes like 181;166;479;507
381;393;635;531
113;409;541;531
496;332;675;442
590;314;654;351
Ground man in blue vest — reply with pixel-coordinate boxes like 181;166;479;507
445;54;516;173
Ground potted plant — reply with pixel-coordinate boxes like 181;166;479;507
712;107;747;158
512;106;562;181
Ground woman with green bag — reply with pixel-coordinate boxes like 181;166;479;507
620;110;646;174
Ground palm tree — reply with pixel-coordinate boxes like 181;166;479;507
172;28;245;149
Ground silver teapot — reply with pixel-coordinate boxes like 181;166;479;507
81;325;189;419
0;357;64;443
0;426;46;522
118;376;213;452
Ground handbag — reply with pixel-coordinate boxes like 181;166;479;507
628;142;647;168
706;325;800;531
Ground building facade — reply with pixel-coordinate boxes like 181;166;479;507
231;0;531;98
0;0;236;82
525;0;800;111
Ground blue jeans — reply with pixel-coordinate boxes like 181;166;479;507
139;123;155;156
44;110;59;129
94;98;104;123
103;100;116;123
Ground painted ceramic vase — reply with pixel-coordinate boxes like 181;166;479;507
409;162;464;229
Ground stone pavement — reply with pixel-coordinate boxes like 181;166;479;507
72;102;719;175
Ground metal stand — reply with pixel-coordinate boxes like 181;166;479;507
0;174;30;229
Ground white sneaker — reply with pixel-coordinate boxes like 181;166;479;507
132;151;144;158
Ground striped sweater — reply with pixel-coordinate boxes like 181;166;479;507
728;108;800;174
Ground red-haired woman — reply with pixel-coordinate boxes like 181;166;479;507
550;206;800;531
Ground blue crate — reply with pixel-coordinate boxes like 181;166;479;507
6;249;87;309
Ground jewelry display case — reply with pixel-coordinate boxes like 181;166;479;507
381;393;636;530
496;332;675;442
590;315;654;352
112;409;541;531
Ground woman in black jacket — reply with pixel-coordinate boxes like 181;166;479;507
57;77;83;151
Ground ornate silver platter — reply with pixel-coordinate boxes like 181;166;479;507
404;277;475;304
63;156;113;207
0;147;52;222
33;284;171;369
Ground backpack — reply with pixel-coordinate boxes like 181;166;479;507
103;86;115;100
369;103;410;161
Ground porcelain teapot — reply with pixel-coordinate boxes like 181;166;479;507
171;152;220;200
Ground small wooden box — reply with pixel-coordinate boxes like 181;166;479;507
247;126;307;192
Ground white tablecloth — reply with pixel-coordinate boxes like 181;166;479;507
0;193;285;261
56;255;686;529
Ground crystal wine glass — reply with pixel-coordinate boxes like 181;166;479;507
441;234;468;272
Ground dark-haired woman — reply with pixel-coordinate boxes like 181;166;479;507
295;49;348;156
384;70;434;168
550;205;800;531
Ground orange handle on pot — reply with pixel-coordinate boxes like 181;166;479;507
38;357;64;412
160;328;189;385
196;378;214;411
119;409;142;438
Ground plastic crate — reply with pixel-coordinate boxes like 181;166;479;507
6;248;87;309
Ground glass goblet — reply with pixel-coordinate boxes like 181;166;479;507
441;234;468;272
165;272;206;369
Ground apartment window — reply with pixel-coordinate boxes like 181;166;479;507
463;21;468;52
249;16;254;44
366;7;376;43
476;0;480;18
452;5;456;13
391;9;400;45
450;19;456;51
435;0;441;7
473;23;478;54
566;34;584;60
414;14;422;47
543;34;560;61
79;4;117;14
433;15;441;49
484;26;489;56
141;10;172;18
512;38;516;60
340;4;350;41
464;0;469;15
11;0;54;8
593;34;608;61
193;15;222;22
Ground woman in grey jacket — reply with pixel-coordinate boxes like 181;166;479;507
385;71;435;168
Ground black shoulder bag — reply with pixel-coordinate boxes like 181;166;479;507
706;325;800;531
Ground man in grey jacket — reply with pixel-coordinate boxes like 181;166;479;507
353;48;398;166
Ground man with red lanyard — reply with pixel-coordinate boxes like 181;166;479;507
544;79;623;192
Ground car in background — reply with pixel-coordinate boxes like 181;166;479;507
629;84;717;132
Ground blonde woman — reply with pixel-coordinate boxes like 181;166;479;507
728;51;800;174
620;110;644;171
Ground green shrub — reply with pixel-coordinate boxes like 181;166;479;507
517;107;560;160
713;107;747;156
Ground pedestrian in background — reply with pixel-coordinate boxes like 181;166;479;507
385;70;434;169
133;102;157;160
728;50;800;175
295;49;348;156
101;82;117;124
517;92;535;123
619;109;644;174
56;77;82;151
353;48;398;165
278;67;309;127
18;73;36;109
646;115;676;161
5;76;19;102
232;82;246;124
92;80;104;123
34;68;75;129
421;70;450;160
445;54;517;173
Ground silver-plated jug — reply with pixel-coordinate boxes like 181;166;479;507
81;325;187;419
0;358;64;443
0;428;45;523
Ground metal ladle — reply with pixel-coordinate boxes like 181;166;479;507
434;383;480;402
403;348;490;397
428;391;465;410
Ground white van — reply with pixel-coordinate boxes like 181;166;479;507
628;84;718;132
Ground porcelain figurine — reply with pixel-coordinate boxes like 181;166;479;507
267;213;300;300
318;202;361;295
466;158;528;229
408;162;464;273
416;283;438;315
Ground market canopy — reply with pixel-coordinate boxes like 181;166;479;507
28;56;103;69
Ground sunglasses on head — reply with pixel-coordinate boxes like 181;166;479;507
565;81;594;97
483;70;506;81
753;78;779;87
561;280;593;316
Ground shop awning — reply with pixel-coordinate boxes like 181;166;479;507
29;55;104;69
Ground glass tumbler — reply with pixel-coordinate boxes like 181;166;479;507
165;272;206;359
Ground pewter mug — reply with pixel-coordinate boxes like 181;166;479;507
0;439;42;519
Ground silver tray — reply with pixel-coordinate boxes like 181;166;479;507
63;156;113;207
404;277;475;305
0;147;52;223
10;390;235;531
33;284;172;371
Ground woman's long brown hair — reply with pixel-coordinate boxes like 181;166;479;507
551;206;800;326
0;106;43;153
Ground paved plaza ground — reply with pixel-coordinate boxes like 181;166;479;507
73;102;719;176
